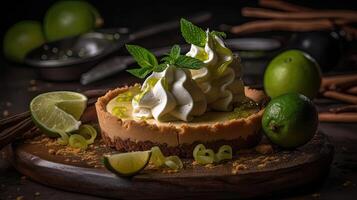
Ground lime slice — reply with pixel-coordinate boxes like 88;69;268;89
164;156;183;170
30;91;87;137
150;146;166;167
103;151;151;176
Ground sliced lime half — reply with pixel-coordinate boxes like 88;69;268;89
103;151;151;176
30;91;87;137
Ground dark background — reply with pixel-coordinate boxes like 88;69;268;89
0;1;357;200
0;0;357;80
1;0;357;51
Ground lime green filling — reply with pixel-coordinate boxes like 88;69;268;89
132;77;159;104
112;106;128;118
229;100;259;120
116;85;141;103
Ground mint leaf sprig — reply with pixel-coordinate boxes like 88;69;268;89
126;44;204;78
180;18;227;48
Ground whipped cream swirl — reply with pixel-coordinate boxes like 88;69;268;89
186;32;245;111
132;65;207;122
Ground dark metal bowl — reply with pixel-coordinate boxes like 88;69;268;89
24;28;130;81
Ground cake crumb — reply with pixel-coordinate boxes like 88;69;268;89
48;149;55;154
251;156;264;163
161;169;179;174
34;192;40;196
232;163;248;174
5;102;12;107
192;161;199;166
20;176;27;180
255;144;273;154
204;164;215;169
257;163;267;168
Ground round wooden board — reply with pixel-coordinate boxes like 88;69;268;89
6;133;333;199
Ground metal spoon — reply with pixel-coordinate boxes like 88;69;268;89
24;12;212;81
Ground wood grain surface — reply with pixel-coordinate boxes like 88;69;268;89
5;133;333;199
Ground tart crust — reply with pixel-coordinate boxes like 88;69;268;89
96;84;265;157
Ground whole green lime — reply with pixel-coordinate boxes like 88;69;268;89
262;93;318;149
264;50;321;99
44;1;100;42
3;21;45;63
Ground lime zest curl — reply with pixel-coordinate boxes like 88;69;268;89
149;146;183;170
76;124;97;145
215;145;232;162
69;134;88;149
193;144;233;165
150;146;166;167
57;130;69;145
165;156;183;170
56;124;98;150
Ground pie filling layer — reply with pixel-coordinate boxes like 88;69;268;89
106;93;260;127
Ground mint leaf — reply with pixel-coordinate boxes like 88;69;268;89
125;44;158;68
175;55;204;70
161;56;174;64
170;45;181;60
211;31;227;38
180;18;206;47
126;67;152;79
153;63;167;72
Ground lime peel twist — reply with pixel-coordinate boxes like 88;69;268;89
193;144;233;165
150;146;183;170
57;124;97;150
69;134;88;149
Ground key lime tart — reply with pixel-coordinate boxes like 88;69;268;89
96;19;265;157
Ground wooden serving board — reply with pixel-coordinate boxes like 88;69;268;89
5;132;333;199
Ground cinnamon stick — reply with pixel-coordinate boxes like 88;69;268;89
0;111;30;130
259;0;311;12
346;86;357;95
319;112;357;123
321;74;357;91
0;117;33;149
329;105;357;113
242;7;357;22
323;91;357;104
230;19;336;35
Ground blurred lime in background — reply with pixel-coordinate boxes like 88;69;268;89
44;0;102;42
264;50;321;99
3;21;45;63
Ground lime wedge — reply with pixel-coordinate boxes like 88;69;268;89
30;91;87;137
150;146;166;167
103;151;151;176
